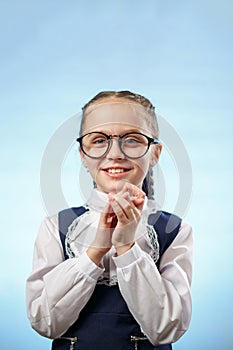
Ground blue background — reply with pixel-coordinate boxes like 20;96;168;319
1;1;233;349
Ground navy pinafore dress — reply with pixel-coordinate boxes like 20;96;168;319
52;207;181;350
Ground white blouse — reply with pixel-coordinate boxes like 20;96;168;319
26;189;193;346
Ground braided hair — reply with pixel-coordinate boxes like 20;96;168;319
81;91;159;199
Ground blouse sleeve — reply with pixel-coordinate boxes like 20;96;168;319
26;216;104;339
112;221;193;346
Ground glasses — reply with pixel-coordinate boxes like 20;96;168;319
76;132;159;159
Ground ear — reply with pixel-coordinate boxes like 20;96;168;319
150;143;162;167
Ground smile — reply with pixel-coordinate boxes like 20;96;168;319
106;168;127;174
102;167;131;175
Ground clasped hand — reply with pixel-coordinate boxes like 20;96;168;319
87;184;145;264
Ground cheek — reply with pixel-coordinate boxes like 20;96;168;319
134;157;150;176
85;159;106;183
85;159;99;173
79;149;85;166
150;144;162;166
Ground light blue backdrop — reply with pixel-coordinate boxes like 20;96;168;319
1;1;233;349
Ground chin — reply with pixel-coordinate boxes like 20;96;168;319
97;179;142;194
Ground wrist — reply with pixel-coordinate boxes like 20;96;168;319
87;246;109;266
115;242;135;256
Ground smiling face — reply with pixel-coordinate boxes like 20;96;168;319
79;98;162;194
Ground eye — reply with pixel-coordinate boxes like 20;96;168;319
93;138;106;144
90;135;108;147
123;134;147;146
124;138;139;144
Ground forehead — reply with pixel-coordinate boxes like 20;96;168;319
82;100;152;134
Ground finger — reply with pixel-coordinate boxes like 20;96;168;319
112;191;142;219
119;191;144;215
121;183;145;202
123;192;142;221
132;197;145;211
121;186;145;211
99;203;115;228
109;194;140;223
102;201;114;214
123;182;145;196
110;191;132;214
109;188;144;206
109;196;130;222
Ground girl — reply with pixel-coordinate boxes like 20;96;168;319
26;91;193;350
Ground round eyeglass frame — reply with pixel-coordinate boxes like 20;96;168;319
76;131;159;159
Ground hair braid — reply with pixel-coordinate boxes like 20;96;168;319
142;167;154;199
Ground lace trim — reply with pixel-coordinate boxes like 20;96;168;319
97;275;118;286
65;208;90;259
146;224;160;263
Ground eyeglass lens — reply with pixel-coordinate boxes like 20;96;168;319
81;132;150;158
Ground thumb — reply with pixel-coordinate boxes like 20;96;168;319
132;197;145;211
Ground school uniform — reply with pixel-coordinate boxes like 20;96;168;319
26;189;193;349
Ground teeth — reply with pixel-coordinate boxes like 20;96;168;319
106;168;126;174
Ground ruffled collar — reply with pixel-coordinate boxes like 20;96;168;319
85;189;109;212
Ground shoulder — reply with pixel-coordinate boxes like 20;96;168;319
34;214;60;248
38;205;87;238
148;210;181;234
58;206;89;235
177;221;194;243
39;214;58;233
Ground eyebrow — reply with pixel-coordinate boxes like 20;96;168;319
88;128;147;134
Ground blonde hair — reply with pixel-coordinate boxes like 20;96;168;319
81;90;159;199
81;90;159;138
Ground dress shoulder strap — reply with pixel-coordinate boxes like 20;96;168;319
148;210;182;267
58;207;89;259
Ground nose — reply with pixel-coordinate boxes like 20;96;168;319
106;137;125;159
